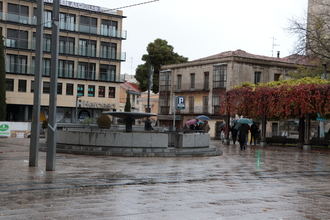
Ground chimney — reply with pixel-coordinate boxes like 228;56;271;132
277;51;280;58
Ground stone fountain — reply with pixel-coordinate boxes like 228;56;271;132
48;111;221;157
103;111;156;132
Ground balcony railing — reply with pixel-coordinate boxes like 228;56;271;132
160;106;170;115
5;39;31;50
100;27;127;39
178;106;211;115
5;13;32;25
0;13;127;39
213;82;226;89
99;74;116;82
4;39;126;61
59;22;76;31
79;24;98;34
99;51;126;61
213;106;221;114
175;82;210;92
159;85;171;92
6;64;119;81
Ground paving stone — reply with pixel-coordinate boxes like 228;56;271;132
1;138;330;219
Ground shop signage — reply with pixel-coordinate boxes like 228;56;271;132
0;122;11;137
44;0;117;15
79;100;115;109
176;96;185;110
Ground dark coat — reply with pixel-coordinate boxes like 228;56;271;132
231;124;238;137
250;123;258;135
238;124;250;143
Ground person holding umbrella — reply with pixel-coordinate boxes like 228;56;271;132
196;115;211;121
185;118;198;131
195;115;210;132
201;120;210;133
237;118;252;150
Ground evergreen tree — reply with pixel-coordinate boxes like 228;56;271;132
0;36;6;121
135;39;188;93
124;92;131;112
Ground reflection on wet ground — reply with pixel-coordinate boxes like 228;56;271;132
1;138;330;219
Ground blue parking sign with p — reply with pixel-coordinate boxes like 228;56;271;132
176;96;185;110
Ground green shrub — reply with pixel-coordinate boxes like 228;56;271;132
97;114;111;129
82;117;94;125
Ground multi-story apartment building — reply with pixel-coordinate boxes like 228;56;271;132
158;50;308;137
0;0;126;122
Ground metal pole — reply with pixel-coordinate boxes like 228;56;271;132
172;95;176;131
322;63;327;80
29;0;44;167
144;65;153;130
147;88;150;112
147;65;153;113
260;114;267;147
46;0;59;171
303;114;311;150
75;95;78;122
319;63;327;138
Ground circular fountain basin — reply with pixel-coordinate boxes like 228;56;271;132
48;124;221;157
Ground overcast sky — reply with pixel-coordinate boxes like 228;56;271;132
71;0;308;75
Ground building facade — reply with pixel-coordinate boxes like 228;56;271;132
119;81;141;113
307;0;330;59
0;0;126;122
117;82;159;126
158;50;305;137
308;0;330;19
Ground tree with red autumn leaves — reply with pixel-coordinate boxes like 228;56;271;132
221;77;330;145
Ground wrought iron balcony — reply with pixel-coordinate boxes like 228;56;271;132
175;82;210;93
159;106;170;115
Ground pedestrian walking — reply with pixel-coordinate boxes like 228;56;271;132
250;122;259;145
185;119;204;131
231;122;238;144
201;121;210;133
238;123;250;150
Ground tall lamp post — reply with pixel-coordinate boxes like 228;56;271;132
145;65;153;130
147;64;153;113
322;63;328;80
319;63;328;138
46;0;60;171
75;94;81;123
29;0;44;167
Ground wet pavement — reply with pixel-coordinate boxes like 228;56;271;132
1;138;330;219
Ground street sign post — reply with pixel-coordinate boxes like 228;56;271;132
0;122;10;137
172;96;185;131
176;96;185;110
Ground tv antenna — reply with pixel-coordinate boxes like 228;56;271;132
271;36;279;57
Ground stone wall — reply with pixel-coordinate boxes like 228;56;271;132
57;130;168;148
53;130;220;157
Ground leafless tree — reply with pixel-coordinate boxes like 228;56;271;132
289;0;330;61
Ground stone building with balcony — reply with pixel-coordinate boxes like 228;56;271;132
0;0;126;122
158;50;308;138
